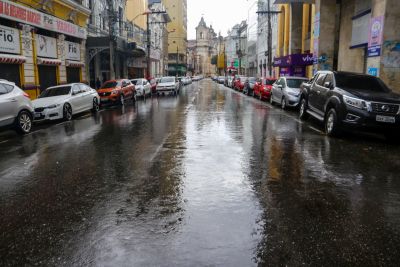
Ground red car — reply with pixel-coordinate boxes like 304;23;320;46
234;76;246;92
253;78;276;100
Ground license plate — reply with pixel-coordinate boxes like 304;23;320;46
100;98;109;102
376;115;395;123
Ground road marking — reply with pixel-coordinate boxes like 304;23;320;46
0;139;9;144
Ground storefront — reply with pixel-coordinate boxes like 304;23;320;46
0;0;88;98
0;24;25;87
274;53;314;77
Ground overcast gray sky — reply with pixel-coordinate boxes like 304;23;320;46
187;0;255;40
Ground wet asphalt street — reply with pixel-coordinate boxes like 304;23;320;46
1;79;400;266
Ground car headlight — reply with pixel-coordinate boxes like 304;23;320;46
112;90;118;95
46;104;60;109
287;90;299;97
343;95;370;110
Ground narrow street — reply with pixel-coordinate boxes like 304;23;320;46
1;79;400;266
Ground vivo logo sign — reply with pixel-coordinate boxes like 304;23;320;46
302;55;314;63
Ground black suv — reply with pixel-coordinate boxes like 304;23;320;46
299;71;400;140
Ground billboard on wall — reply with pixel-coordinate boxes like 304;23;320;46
0;0;86;39
35;34;57;58
65;41;80;61
0;24;20;54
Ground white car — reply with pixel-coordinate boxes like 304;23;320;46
156;76;179;95
32;83;100;121
270;76;309;109
131;78;151;97
0;80;34;134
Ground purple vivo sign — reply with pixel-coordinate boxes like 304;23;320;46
274;53;314;67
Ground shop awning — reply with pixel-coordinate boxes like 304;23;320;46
0;54;26;64
274;0;314;4
66;60;85;67
37;58;62;66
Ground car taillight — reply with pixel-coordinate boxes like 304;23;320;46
23;92;31;99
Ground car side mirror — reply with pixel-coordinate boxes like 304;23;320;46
324;81;333;89
278;84;283;89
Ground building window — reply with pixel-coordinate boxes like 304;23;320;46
200;32;203;39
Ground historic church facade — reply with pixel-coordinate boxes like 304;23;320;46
193;17;218;76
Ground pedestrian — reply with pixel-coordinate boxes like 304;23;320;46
96;77;101;90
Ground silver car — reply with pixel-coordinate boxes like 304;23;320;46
0;80;34;134
270;76;309;109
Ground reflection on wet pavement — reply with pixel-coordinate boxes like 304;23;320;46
0;80;399;266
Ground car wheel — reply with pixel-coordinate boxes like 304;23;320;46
281;98;287;110
299;98;309;120
325;108;342;137
15;110;32;134
63;103;73;121
92;98;99;113
119;94;125;105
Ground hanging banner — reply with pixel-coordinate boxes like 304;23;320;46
35;34;57;58
65;41;80;61
368;16;384;47
0;24;20;54
0;0;86;39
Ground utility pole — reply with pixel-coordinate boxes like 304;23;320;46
176;46;179;76
257;0;280;77
107;0;116;80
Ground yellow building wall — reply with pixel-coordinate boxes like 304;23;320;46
163;0;187;56
126;0;148;30
17;0;89;27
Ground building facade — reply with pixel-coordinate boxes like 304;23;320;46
256;0;278;78
195;17;217;76
163;0;187;76
0;0;90;99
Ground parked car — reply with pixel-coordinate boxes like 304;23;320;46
131;78;151;98
253;78;276;100
0;80;34;134
181;77;192;85
33;83;99;122
156;76;179;95
299;71;400;139
226;76;234;88
243;77;257;95
234;76;247;92
97;79;136;105
217;76;225;84
270;76;309;109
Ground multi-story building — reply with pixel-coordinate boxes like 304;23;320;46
0;0;90;99
256;0;278;78
148;0;170;77
246;1;258;77
274;0;399;92
186;39;196;76
162;0;187;76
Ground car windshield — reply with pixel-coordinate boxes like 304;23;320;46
131;80;141;85
40;86;71;98
248;78;257;83
160;77;175;83
101;81;119;88
286;79;307;88
264;79;276;85
335;73;390;92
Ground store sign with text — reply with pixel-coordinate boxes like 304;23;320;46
65;41;80;61
0;0;86;39
0;24;20;54
35;34;57;58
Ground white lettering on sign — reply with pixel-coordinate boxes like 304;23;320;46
0;0;86;39
65;41;80;61
0;24;20;54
